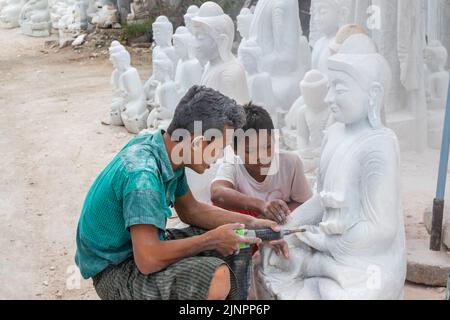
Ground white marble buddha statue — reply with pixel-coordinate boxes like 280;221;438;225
311;0;350;75
173;26;203;94
238;39;275;116
109;43;148;134
146;51;182;132
236;7;252;47
283;70;334;173
191;1;249;105
424;40;449;149
152;15;177;75
19;0;51;37
0;0;27;28
248;0;311;112
109;41;127;126
256;34;406;300
183;4;198;34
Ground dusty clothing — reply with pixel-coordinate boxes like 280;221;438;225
93;227;252;300
213;151;312;203
75;130;189;279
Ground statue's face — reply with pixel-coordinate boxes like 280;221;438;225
314;3;339;36
173;38;188;59
326;70;368;124
193;27;220;63
153;25;171;46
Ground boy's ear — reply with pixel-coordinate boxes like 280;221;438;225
191;135;205;150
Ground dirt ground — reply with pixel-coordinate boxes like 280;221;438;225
0;28;448;300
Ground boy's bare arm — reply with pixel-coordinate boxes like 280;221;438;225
210;180;265;214
210;180;290;224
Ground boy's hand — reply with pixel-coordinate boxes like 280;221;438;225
207;223;261;257
266;239;289;259
260;200;290;224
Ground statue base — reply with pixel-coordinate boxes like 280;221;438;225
21;21;51;37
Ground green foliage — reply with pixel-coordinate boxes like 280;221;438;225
119;20;153;44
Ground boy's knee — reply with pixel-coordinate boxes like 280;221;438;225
207;265;231;300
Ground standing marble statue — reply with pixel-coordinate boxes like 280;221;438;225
238;39;275;115
310;0;351;75
191;1;250;105
283;70;334;173
424;40;449;149
256;34;406;300
108;41;148;134
236;7;252;50
19;0;51;37
0;0;27;28
173;26;203;94
247;0;311;113
143;15;177;104
146;51;182;132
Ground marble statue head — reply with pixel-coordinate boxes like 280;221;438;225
152;15;173;47
313;0;350;36
184;4;199;33
109;41;126;68
173;26;193;60
238;39;261;74
424;40;448;73
236;7;253;40
326;34;391;128
111;48;131;71
300;70;329;109
191;1;235;63
329;24;367;54
152;51;174;82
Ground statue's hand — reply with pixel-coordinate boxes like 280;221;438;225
296;225;327;252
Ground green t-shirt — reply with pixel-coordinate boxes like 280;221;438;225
75;130;189;279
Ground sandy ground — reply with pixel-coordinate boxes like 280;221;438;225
0;28;448;300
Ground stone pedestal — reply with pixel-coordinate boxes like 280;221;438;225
406;239;450;287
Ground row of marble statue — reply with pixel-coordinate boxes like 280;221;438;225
0;0;126;39
107;0;449;176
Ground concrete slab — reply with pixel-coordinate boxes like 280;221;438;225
406;239;450;287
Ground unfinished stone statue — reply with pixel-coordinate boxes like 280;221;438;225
283;70;334;173
109;42;148;134
0;0;27;28
183;4;198;33
57;0;87;47
126;0;149;23
256;34;406;300
91;0;118;28
310;0;350;75
173;26;203;94
424;40;449;149
19;0;51;37
146;51;182;132
192;1;250;105
238;39;275;116
248;0;311;112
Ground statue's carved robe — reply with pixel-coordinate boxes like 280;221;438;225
259;124;406;300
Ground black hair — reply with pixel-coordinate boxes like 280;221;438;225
167;85;246;139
